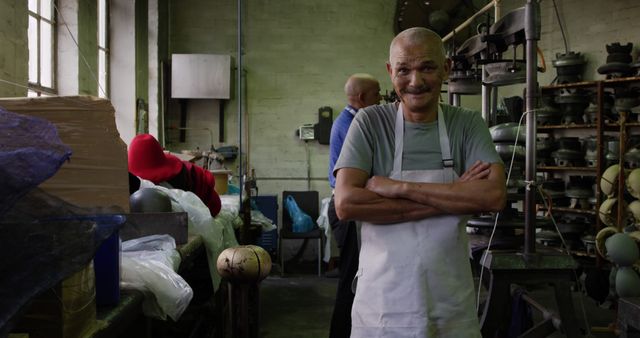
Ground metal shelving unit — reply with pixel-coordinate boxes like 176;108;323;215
540;75;640;249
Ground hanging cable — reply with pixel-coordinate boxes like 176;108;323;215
0;78;33;91
535;185;594;336
551;0;569;54
537;47;547;73
53;2;108;98
475;109;593;336
476;109;528;312
0;77;108;109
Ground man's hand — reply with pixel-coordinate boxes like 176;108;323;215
458;160;491;182
365;176;401;199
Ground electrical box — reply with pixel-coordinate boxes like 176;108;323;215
314;106;333;145
298;124;315;141
171;54;231;99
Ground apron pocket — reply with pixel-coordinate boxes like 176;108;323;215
352;264;426;328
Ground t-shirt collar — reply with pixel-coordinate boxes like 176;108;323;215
345;105;358;116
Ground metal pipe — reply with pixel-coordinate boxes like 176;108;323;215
159;61;166;147
520;292;563;330
452;93;461;107
491;84;499;126
237;0;243;207
479;19;492;124
524;0;541;257
170;126;214;149
305;141;311;191
442;0;500;43
481;70;491;123
243;70;250;175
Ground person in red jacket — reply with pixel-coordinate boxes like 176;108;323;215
128;133;222;217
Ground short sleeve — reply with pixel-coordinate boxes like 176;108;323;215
333;112;375;178
462;111;502;171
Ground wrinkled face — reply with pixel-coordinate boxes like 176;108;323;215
361;82;382;107
387;40;450;118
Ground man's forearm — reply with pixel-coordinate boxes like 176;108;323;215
400;179;505;214
335;186;443;224
365;163;506;215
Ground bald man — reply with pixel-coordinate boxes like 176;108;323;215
328;74;382;190
327;73;381;338
333;28;506;337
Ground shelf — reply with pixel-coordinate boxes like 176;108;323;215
603;76;640;86
537;122;639;131
547;246;598;259
539;206;596;216
605;122;640;128
538;124;596;130
537;166;597;172
541;80;599;91
541;76;640;91
538;77;640;250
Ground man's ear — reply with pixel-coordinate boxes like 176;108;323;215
356;93;365;108
442;58;452;81
386;62;393;77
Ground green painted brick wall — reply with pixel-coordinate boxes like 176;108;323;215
168;0;396;198
78;0;99;96
136;0;149;104
0;0;28;97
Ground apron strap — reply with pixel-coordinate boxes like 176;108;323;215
392;104;404;177
437;106;455;183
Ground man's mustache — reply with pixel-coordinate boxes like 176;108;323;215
402;86;430;95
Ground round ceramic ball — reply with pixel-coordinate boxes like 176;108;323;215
217;245;272;282
129;188;172;213
605;233;640;266
616;267;640;297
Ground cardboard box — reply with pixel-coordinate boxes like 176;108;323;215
0;96;130;211
14;264;97;338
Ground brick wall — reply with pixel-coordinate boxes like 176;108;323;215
500;0;640;96
168;0;395;201
0;0;28;97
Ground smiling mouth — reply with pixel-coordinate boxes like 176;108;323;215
403;87;431;95
405;90;429;97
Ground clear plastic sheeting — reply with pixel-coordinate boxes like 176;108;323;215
120;235;192;321
139;180;239;291
0;188;124;335
0;107;72;217
251;210;277;232
220;194;241;215
317;197;333;263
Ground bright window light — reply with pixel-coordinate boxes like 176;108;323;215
27;0;56;96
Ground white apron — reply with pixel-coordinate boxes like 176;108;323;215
350;104;481;338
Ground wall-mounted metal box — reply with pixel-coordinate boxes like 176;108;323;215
171;54;231;99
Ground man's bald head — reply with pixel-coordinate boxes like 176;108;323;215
344;73;378;96
389;27;446;64
344;73;381;109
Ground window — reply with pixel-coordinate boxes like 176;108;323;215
98;0;109;98
28;0;56;96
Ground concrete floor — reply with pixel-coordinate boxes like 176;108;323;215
258;264;620;338
259;275;336;338
524;285;617;338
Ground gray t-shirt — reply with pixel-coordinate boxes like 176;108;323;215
333;102;502;178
